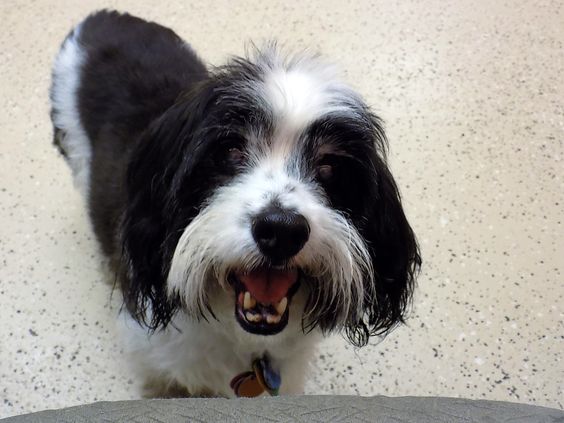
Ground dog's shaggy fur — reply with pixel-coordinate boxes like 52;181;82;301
50;10;420;397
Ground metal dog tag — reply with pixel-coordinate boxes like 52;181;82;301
231;356;281;397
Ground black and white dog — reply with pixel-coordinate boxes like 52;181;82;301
50;10;420;397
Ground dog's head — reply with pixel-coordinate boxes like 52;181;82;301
120;46;420;346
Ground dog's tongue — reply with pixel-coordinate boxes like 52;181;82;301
237;269;298;304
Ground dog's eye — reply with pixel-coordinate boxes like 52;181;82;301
225;147;246;167
216;135;247;169
315;153;368;215
316;155;340;182
317;164;333;181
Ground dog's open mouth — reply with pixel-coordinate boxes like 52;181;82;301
229;268;301;335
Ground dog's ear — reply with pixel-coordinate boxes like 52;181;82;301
119;83;215;329
345;118;421;347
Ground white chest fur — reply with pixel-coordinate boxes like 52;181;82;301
117;310;319;397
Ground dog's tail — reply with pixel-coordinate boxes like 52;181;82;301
49;23;92;196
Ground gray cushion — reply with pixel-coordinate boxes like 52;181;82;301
4;396;563;422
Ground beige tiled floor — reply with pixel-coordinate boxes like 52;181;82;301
1;0;562;418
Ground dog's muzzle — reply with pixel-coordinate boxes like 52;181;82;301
229;207;309;335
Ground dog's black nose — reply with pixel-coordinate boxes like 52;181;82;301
252;207;310;261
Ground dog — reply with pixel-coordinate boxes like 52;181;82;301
50;10;420;397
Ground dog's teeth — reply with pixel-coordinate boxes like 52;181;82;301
266;314;281;324
244;292;253;309
275;297;288;315
246;311;262;322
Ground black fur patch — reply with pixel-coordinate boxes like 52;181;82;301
303;112;421;346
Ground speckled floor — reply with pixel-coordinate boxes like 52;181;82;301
1;0;562;418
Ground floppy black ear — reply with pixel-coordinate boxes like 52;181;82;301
119;84;217;329
345;124;421;347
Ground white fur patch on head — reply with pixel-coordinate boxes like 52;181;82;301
258;51;359;132
264;68;330;129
